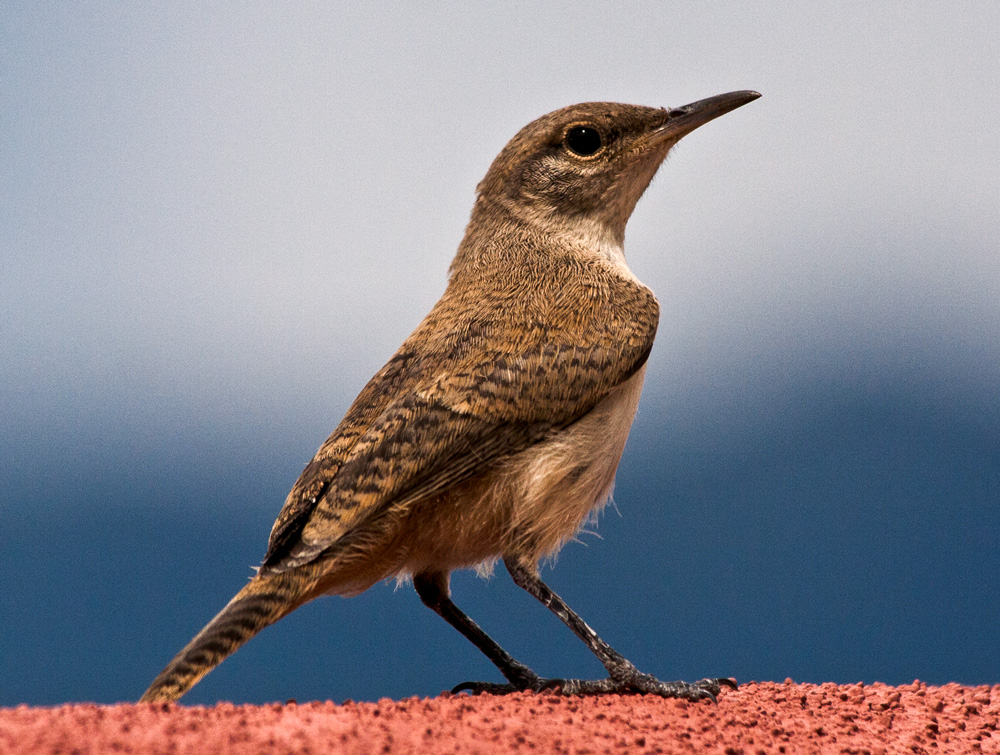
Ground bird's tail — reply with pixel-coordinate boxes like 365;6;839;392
140;568;316;703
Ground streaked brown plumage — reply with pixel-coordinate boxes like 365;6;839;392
141;91;760;703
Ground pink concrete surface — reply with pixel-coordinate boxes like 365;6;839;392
2;681;998;754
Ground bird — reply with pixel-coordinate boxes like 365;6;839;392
140;90;761;704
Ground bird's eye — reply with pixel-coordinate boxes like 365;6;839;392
563;126;603;156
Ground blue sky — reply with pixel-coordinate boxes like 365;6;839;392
2;3;998;705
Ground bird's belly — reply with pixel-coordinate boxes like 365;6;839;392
398;365;648;575
503;363;648;563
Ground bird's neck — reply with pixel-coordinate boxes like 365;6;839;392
452;194;630;278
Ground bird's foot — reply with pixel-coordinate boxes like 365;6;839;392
451;663;550;695
566;672;736;702
453;672;736;702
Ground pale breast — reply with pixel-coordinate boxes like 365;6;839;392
501;363;647;564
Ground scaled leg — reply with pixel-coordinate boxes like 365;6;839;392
503;559;734;701
412;571;543;693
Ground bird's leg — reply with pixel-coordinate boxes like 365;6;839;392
503;559;734;702
412;572;544;693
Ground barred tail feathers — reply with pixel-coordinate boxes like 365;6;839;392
139;570;313;703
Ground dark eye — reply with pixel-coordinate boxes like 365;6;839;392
563;126;603;156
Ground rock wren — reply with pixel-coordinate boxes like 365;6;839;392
141;90;761;703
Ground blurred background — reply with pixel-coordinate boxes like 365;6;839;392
3;3;998;706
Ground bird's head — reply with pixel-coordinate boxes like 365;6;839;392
472;92;760;248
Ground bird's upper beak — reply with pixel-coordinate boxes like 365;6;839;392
649;90;761;144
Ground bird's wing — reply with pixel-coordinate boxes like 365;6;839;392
262;268;659;571
262;341;424;567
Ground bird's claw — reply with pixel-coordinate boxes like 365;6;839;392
452;680;525;695
452;674;736;702
451;667;551;695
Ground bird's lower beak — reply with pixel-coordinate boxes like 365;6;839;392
651;90;761;143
